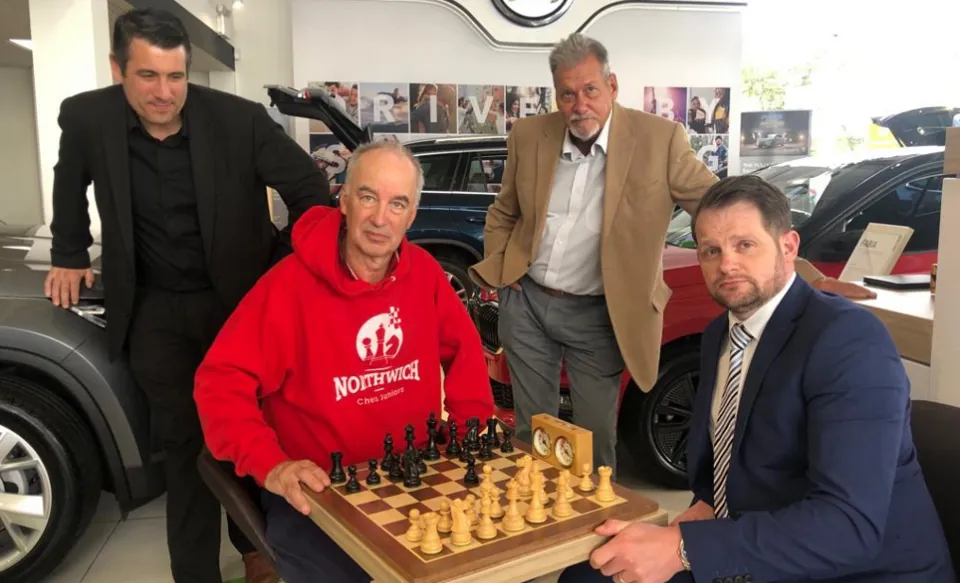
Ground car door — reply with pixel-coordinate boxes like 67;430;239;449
803;173;945;278
453;149;507;238
408;152;461;234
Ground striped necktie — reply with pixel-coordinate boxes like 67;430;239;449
713;322;753;519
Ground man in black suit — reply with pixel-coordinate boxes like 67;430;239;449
42;8;328;583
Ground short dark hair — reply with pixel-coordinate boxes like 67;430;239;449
112;8;192;74
691;175;791;243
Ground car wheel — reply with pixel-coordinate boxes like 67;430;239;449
435;252;475;305
618;349;699;490
0;374;102;583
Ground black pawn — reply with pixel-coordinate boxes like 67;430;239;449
329;452;346;484
366;459;381;486
500;427;514;453
486;417;500;448
463;454;479;486
416;449;428;475
478;435;493;461
345;465;361;493
424;428;440;461
427;412;439;440
382;434;395;472
446;421;461;457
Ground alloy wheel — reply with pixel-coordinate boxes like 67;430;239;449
647;370;697;475
446;270;467;304
0;424;52;572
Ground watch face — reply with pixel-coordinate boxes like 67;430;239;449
554;436;573;467
533;427;551;456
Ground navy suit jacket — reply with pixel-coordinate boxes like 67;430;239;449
679;276;955;582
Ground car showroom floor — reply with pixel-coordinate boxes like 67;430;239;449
43;445;692;583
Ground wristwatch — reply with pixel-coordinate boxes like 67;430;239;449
678;537;691;570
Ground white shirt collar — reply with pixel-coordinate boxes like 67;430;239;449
728;272;797;340
561;108;613;159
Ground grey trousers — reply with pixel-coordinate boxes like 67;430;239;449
498;276;624;473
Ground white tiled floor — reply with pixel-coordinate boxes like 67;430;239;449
42;450;692;583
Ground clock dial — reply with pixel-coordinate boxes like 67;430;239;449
533;427;551;456
554;436;574;467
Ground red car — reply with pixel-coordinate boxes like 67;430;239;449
469;133;949;488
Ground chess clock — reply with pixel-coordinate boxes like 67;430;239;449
530;413;593;476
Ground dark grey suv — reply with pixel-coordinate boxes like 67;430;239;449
0;225;164;583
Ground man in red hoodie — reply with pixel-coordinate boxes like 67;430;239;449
194;141;495;582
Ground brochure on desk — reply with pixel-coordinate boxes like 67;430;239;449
839;223;914;283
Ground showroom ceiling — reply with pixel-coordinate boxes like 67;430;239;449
0;0;231;72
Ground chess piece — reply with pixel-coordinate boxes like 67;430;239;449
404;424;417;458
424;427;440;461
329;452;346;484
464;494;478;525
595;466;615;503
476;493;497;540
405;509;423;542
517;457;532;499
345;465;361;493
404;453;422;488
485;417;500;448
526;473;547;523
464;454;480;486
366;459;381;486
420;512;443;555
465;417;481;452
446;421;461;457
480;464;495;496
416;447;428;475
478;435;493;461
500;427;514;453
560;470;575;500
437;499;452;534
382;434;395;473
553;473;573;518
389;456;404;482
502;480;525;532
427;412;438;440
578;463;595;493
488;488;504;519
450;499;472;546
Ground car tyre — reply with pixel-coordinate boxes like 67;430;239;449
618;349;699;490
435;251;475;305
0;374;102;583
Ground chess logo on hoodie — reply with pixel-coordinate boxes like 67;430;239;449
357;306;404;365
334;306;421;403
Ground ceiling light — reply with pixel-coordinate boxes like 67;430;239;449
232;0;244;9
8;39;33;51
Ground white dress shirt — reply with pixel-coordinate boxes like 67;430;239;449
710;272;797;440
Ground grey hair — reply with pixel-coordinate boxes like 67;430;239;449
548;33;611;78
344;140;424;205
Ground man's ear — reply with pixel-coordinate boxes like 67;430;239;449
109;54;123;84
782;229;800;260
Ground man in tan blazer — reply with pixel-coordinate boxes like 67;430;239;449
468;33;872;472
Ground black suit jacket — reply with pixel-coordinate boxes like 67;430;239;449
49;83;330;359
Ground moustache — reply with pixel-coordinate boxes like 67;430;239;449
569;114;599;122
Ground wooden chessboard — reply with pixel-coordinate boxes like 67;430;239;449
303;438;667;583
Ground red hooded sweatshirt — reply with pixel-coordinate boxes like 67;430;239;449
194;206;494;486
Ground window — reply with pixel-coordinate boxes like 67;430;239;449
417;154;459;191
463;153;507;194
846;174;944;253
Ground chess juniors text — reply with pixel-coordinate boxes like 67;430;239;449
194;141;495;583
558;176;954;583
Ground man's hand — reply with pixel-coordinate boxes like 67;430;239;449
669;500;714;526
44;267;95;308
590;520;685;583
264;459;331;515
811;277;877;300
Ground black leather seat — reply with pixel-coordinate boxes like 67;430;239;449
196;447;277;568
910;399;960;569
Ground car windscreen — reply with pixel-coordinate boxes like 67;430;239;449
664;161;885;248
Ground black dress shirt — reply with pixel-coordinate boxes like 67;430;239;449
126;107;211;291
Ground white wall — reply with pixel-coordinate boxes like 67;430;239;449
291;0;743;169
0;67;43;226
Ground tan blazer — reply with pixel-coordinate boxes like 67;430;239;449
468;103;822;392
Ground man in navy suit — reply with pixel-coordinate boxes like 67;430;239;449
560;175;954;583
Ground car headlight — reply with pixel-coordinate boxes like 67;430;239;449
69;303;106;329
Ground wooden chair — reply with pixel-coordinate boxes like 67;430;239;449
196;448;277;569
910;399;960;570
